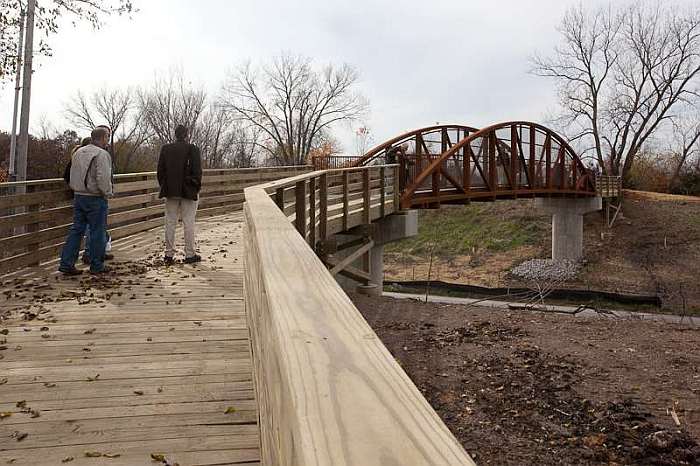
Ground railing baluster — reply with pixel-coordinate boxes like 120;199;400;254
363;168;370;225
275;187;285;210
342;171;349;231
394;164;400;211
308;177;316;247
319;173;327;244
295;180;306;238
380;166;386;218
529;125;536;188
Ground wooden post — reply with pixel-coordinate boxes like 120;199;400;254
308;177;316;247
275;187;284;210
363;168;370;225
545;135;552;189
394;164;400;211
319;173;327;243
342;171;349;231
379;166;386;218
295;180;306;238
529;125;536;189
511;124;518;192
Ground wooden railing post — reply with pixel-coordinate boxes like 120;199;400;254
394;164;400;211
308;177;316;247
319;173;328;244
379;166;386;218
363;168;370;225
275;187;285;210
342;171;349;231
511;124;518;192
295;180;306;238
529;125;536;189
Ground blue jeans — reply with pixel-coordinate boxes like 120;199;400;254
59;195;108;272
83;228;110;259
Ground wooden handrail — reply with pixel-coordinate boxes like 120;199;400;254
243;165;475;465
0;166;312;274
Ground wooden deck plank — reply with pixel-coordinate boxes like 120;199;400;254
0;212;259;464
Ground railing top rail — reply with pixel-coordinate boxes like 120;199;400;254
256;164;398;193
0;165;313;190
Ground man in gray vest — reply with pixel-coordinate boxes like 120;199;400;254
58;126;113;275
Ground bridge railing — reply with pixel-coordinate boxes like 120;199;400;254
243;165;475;465
596;175;622;198
0;166;310;274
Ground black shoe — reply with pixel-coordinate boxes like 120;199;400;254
81;255;90;265
163;256;175;266
104;253;114;261
59;267;83;276
183;254;202;264
90;266;112;275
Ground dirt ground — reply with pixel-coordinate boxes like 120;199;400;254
384;192;700;314
352;293;700;465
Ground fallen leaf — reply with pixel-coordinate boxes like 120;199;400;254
15;401;26;408
13;431;28;441
0;329;8;335
61;457;74;463
86;374;100;382
29;409;40;418
40;326;49;331
133;390;144;395
103;453;121;458
150;453;166;461
224;407;237;414
43;382;56;388
83;328;96;334
0;378;7;385
0;412;12;420
84;451;102;458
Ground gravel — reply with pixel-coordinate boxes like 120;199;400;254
511;258;581;281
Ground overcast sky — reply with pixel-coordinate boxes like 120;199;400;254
0;0;596;152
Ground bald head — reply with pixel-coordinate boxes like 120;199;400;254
91;127;110;148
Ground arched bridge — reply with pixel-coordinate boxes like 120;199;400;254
0;122;617;465
349;121;597;209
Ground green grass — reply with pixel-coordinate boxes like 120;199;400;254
385;203;549;258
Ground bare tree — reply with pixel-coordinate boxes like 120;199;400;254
220;54;368;166
532;2;700;179
138;68;208;146
1;0;135;83
354;125;373;157
668;105;700;189
64;87;151;172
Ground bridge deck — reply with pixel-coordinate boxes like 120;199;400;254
0;213;258;466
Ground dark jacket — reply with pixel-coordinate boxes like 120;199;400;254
157;141;203;200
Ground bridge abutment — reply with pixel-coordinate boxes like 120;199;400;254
536;197;602;261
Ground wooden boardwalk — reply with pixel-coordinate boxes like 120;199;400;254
0;213;259;466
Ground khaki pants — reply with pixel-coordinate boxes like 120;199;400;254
164;197;198;258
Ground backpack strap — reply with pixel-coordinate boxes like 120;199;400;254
84;155;97;191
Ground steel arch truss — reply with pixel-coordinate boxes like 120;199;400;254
354;122;596;208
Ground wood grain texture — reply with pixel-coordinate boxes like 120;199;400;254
0;166;311;273
243;167;475;465
0;213;260;466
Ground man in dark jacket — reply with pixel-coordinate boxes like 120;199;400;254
157;125;203;265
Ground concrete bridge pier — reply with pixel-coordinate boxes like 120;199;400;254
536;197;603;261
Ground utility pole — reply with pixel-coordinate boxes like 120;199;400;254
9;5;26;182
16;0;36;185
